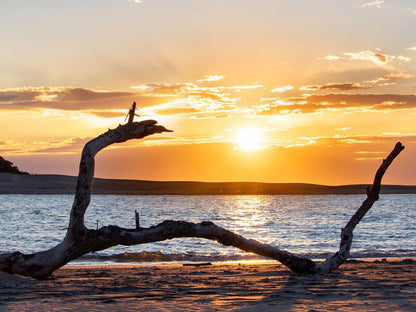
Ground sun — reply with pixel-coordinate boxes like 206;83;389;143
236;128;263;151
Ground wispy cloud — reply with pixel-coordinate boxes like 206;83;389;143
197;75;226;83
344;51;390;66
300;83;370;91
0;137;91;155
363;72;416;85
322;50;411;66
0;87;164;118
31;137;90;154
324;55;340;61
384;73;416;79
287;132;416;148
0;79;261;118
254;93;416;115
361;0;384;8
134;135;227;147
128;0;142;4
271;86;294;93
130;83;194;96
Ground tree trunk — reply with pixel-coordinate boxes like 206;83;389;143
0;120;405;279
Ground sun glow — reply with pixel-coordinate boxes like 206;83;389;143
236;128;263;151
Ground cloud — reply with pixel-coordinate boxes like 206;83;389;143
84;110;127;118
324;55;340;61
335;127;352;132
254;93;416;115
142;94;237;117
383;73;416;79
197;75;226;83
408;47;416;51
128;0;142;4
0;137;91;155
137;135;227;147
0;87;161;111
361;0;384;8
189;113;232;119
0;81;250;118
363;72;416;86
129;82;262;117
130;83;194;96
31;137;90;154
323;50;411;66
344;51;390;66
271;86;294;93
131;82;262;95
300;83;370;91
282;132;416;153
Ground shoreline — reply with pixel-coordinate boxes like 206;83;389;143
63;256;416;268
1;259;415;311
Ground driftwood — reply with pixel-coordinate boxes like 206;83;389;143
0;120;404;279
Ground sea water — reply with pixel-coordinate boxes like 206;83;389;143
0;194;415;265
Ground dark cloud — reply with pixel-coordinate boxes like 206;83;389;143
374;53;387;63
0;88;167;111
0;90;40;103
0;93;22;102
0;85;239;117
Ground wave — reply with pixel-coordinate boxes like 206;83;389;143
72;249;416;265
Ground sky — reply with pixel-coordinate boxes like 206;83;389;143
1;0;416;185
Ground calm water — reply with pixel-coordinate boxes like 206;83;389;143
0;194;415;264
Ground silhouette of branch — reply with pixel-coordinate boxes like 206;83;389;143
0;120;405;279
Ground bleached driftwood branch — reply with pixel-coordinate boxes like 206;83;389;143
0;120;404;279
0;120;172;279
316;141;404;273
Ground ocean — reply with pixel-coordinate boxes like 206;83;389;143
1;194;415;265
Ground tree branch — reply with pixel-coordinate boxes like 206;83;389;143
0;119;405;279
67;120;172;239
316;142;405;273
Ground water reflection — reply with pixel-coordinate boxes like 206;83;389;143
0;194;415;261
228;195;273;230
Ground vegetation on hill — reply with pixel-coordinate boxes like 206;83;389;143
0;156;28;174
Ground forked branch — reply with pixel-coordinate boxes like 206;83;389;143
0;121;405;279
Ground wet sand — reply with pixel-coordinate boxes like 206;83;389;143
1;259;415;311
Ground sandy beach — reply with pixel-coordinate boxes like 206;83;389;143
1;259;415;311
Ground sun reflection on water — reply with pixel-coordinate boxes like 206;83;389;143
225;196;276;242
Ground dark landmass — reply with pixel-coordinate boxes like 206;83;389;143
0;156;28;175
1;172;416;195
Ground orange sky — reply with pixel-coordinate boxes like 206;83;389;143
1;1;416;185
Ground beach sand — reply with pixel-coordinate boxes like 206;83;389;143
0;259;415;311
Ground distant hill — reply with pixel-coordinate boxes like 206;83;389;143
0;156;28;175
1;173;416;195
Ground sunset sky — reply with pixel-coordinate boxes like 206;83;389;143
1;0;416;185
